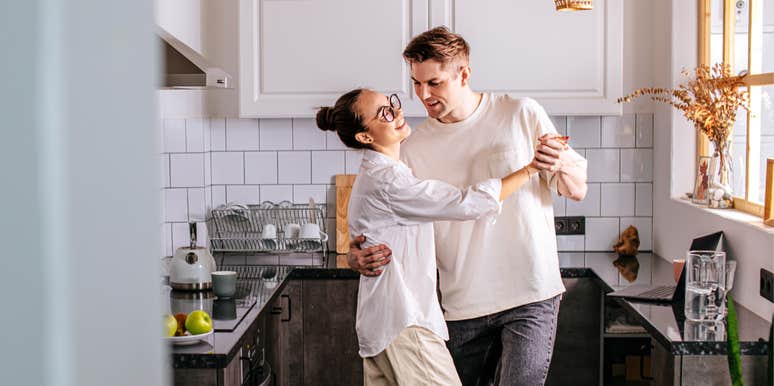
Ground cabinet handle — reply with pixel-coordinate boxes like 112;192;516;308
280;294;292;322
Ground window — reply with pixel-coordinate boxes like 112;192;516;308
699;0;774;216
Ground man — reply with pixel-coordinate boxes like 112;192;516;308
349;27;588;385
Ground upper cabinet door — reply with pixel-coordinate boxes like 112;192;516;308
240;0;429;118
239;0;622;117
453;0;622;115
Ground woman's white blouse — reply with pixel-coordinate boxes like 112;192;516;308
348;149;502;357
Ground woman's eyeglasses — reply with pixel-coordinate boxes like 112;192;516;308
376;94;401;123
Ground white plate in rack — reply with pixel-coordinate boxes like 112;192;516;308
164;329;214;346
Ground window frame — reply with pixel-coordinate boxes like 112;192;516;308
697;0;774;217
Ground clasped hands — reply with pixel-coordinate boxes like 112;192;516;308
529;134;571;174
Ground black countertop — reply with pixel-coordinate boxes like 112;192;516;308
581;252;770;356
169;252;771;369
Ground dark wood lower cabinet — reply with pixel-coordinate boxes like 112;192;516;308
545;278;603;386
266;278;362;386
173;322;262;386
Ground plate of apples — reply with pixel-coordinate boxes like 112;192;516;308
164;310;214;345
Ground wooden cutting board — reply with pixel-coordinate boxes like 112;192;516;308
336;174;357;254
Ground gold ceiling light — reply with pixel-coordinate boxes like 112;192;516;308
554;0;593;11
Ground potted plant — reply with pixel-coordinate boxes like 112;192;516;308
618;63;751;208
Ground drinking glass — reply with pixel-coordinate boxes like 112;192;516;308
719;260;737;317
684;250;726;321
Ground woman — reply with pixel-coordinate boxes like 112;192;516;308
316;89;541;385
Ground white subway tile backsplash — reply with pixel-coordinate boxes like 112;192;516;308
211;152;244;185
600;183;635;217
260;118;293;150
312;151;345;184
326;131;348;150
170;153;204;187
620;217;652;251
163;223;173;257
601;115;635;148
621;149;653;182
163;119;186;153
185;118;205;152
635;183;653;216
260;185;293;203
567;183;600;216
245;152;278;184
162;154;170;188
293;185;327;205
226;185;260;204
202;118;211;152
586;149;620;182
278;152;311;184
204;187;213;214
585;217;619;251
227;118;260;151
636;114;654;148
212;185;226;208
550;116;567;135
326;184;336;219
346;150;364;174
188;188;206;221
160;111;655;256
164;189;188;222
558;252;585;267
567;117;601;148
210;118;226;151
552;191;566;216
557;235;585;251
203;153;211;186
293;118;326;150
171;222;191;250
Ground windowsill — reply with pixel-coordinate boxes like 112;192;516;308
670;196;774;234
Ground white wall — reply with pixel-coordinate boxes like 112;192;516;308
1;1;167;386
652;0;774;321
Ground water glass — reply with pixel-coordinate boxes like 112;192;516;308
684;250;726;321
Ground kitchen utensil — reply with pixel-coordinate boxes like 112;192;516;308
212;271;237;299
336;174;357;254
170;223;216;290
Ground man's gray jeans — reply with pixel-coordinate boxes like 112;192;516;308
446;295;562;386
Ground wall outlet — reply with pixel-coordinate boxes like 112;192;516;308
761;269;774;303
555;216;585;235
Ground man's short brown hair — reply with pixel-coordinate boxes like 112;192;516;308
402;26;470;67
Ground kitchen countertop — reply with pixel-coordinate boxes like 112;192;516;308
170;252;770;369
583;252;771;356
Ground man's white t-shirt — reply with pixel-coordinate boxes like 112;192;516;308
401;93;587;321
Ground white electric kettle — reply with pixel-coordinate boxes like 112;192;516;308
170;223;216;290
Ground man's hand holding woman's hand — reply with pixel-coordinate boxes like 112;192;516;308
347;235;392;276
531;134;570;173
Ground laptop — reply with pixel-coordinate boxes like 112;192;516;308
607;231;724;302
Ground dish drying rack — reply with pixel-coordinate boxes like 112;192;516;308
207;201;328;254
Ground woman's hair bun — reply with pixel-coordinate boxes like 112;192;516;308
316;106;337;132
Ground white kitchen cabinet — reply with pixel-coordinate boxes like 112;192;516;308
239;0;622;117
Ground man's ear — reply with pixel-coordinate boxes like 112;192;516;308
460;65;472;87
355;132;373;144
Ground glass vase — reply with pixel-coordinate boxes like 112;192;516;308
707;149;733;208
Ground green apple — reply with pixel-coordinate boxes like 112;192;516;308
185;310;213;335
164;314;177;337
